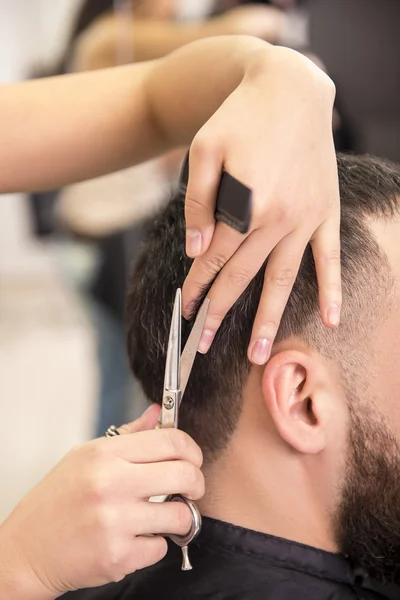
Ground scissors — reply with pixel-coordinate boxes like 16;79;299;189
158;288;210;571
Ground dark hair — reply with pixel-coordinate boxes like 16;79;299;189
126;154;400;461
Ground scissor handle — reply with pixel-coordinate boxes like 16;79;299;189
167;494;202;547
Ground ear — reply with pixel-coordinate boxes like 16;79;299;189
261;349;334;455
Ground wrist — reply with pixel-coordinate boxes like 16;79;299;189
246;45;336;109
0;523;56;600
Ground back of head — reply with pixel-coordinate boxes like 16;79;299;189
126;154;400;462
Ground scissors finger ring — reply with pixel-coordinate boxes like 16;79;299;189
168;495;202;571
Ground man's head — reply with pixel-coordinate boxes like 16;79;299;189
126;154;400;583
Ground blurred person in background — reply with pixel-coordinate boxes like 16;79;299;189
69;0;287;71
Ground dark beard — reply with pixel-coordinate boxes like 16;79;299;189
335;403;400;585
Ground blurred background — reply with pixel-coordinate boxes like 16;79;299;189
0;0;399;521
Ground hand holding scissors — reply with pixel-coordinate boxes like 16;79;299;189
158;289;210;571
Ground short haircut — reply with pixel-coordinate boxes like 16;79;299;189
126;155;400;461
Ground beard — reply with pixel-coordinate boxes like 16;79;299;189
335;401;400;585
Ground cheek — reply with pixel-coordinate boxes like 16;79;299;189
370;322;400;439
316;398;349;513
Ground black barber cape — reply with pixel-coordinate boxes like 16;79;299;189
63;517;400;600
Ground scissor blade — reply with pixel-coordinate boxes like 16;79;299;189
180;298;210;401
163;288;182;393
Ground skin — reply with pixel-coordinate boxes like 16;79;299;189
199;212;400;560
0;36;341;363
0;406;205;599
63;3;285;233
0;36;341;597
200;347;347;551
72;4;286;69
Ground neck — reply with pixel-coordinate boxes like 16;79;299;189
198;398;337;552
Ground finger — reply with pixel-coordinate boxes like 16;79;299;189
112;428;203;468
128;536;168;571
248;232;308;365
193;228;281;354
130;460;205;500
118;404;161;435
131;501;193;537
182;221;247;319
310;215;342;328
185;139;222;257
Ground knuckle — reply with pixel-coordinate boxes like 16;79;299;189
87;472;113;504
101;543;126;582
180;464;205;499
109;563;129;583
84;439;109;466
327;282;342;300
167;429;189;455
321;249;341;266
67;443;86;465
185;193;208;217
128;538;168;571
190;134;219;162
266;268;295;288
269;203;290;226
258;320;279;338
179;461;199;488
196;471;206;498
148;538;168;565
202;253;226;275
117;423;131;435
204;310;225;331
157;538;169;559
227;269;251;290
94;505;117;533
167;430;203;466
207;306;226;322
191;444;203;469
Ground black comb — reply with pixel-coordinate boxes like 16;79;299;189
179;152;252;234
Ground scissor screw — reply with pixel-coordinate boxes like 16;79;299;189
164;397;175;410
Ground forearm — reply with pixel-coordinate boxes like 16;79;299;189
1;36;257;194
0;36;333;194
0;63;163;193
0;523;55;600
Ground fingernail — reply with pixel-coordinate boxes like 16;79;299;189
250;339;271;365
198;330;215;354
327;303;341;327
186;229;202;257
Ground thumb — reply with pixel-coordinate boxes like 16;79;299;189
185;140;220;257
118;404;161;435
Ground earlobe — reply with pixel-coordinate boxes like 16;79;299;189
261;350;328;455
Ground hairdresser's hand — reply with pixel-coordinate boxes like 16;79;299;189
0;405;204;600
182;47;341;365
